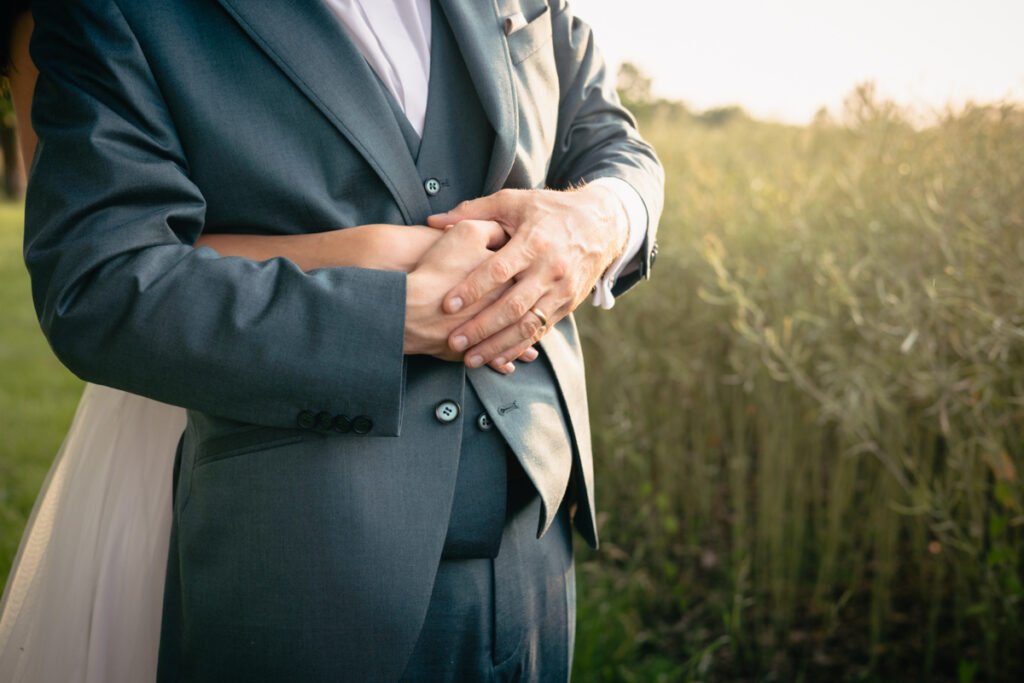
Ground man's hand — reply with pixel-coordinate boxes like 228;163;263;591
426;185;628;369
404;220;539;372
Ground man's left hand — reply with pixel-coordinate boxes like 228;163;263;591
427;185;628;369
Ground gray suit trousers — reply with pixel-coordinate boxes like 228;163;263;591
403;496;574;681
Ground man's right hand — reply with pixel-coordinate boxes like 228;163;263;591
404;220;525;370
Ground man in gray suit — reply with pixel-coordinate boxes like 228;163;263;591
25;0;662;679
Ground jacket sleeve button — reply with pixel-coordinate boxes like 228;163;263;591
352;415;373;434
315;411;334;431
297;410;316;430
333;415;352;433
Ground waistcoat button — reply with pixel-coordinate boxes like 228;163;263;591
476;412;494;431
351;415;373;434
434;400;460;424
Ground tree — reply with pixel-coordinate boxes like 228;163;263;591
616;62;652;108
1;85;24;198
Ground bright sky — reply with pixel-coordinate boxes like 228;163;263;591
576;0;1024;124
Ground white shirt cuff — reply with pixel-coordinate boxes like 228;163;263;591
587;177;648;310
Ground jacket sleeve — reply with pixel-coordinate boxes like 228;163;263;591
545;0;664;295
24;0;407;434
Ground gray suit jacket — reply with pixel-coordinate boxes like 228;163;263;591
26;0;663;678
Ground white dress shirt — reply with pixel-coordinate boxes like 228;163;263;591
323;0;646;308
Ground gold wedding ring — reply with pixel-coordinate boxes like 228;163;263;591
529;306;548;328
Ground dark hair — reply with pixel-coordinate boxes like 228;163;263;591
2;0;32;76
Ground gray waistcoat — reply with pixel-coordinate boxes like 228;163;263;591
374;3;575;549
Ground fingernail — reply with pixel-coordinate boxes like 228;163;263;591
467;355;483;368
448;297;463;313
452;335;468;352
444;224;454;231
502;363;515;374
494;357;507;367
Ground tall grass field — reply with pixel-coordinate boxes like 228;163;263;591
2;89;1022;681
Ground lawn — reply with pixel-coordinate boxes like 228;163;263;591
0;200;83;583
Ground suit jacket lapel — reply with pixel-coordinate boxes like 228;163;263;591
436;0;518;195
539;318;598;548
215;0;432;223
467;318;597;545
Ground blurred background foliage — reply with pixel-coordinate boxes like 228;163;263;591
0;85;24;198
569;70;1023;681
1;70;1022;681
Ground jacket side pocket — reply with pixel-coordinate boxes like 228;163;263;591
193;426;308;468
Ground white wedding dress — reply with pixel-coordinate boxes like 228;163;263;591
0;383;185;682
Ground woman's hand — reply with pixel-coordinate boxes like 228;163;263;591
402;220;537;372
344;224;446;272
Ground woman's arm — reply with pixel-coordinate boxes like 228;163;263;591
195;224;442;274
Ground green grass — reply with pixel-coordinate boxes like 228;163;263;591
2;89;1023;681
0;200;83;586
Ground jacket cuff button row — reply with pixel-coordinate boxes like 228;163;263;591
296;410;372;434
